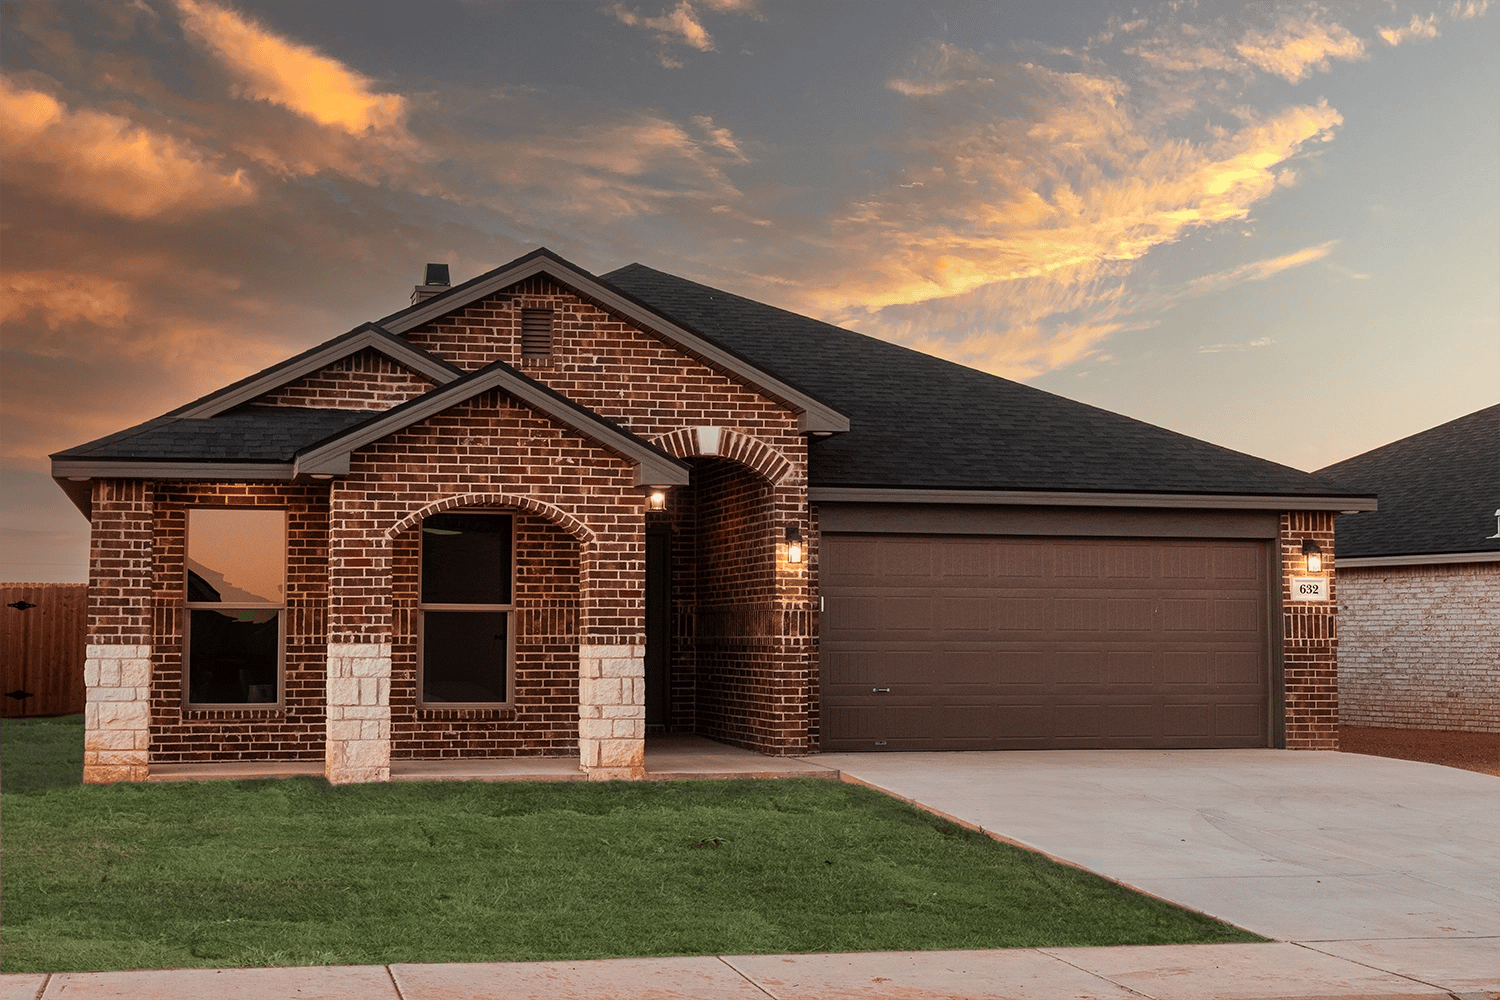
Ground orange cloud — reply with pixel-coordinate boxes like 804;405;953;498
174;0;406;134
1186;241;1338;294
1234;14;1366;82
1379;14;1440;46
0;76;254;218
607;2;716;54
765;46;1343;381
0;270;134;331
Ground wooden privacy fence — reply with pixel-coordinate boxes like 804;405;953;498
2;583;87;717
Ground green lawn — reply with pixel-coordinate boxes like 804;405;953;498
0;715;1262;973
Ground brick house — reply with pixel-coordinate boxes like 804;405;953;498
53;249;1375;784
1316;405;1500;733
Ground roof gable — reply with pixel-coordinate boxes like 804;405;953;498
170;322;464;420
292;358;690;488
378;248;848;435
1317;404;1500;558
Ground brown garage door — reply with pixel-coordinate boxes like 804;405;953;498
820;534;1270;751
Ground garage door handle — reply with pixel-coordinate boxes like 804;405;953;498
872;687;891;693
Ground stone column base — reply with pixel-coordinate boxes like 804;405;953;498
578;642;646;780
82;644;152;784
325;642;392;784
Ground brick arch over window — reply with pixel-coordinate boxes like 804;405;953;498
651;427;794;485
387;493;595;545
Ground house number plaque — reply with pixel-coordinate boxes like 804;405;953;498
1290;577;1328;601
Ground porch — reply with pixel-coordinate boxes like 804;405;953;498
144;733;839;783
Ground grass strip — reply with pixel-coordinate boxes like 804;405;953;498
1;715;1262;972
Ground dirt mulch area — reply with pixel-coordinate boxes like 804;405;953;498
1339;725;1500;777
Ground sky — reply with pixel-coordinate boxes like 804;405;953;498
2;0;1496;582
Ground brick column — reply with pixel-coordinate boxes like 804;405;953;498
1281;511;1339;749
578;642;646;779
82;480;155;783
325;485;393;784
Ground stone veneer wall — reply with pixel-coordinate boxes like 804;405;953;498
1280;511;1339;749
1338;561;1500;732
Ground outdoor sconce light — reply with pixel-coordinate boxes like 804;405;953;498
1302;539;1323;573
785;524;803;564
647;491;667;511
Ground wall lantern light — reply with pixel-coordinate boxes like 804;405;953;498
647;490;667;512
1301;539;1323;573
785;523;803;564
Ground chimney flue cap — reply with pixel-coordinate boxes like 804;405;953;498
424;263;450;286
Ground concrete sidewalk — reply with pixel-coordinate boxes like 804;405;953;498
6;941;1495;999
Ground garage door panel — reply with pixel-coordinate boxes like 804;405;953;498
1215;702;1264;737
1106;598;1155;631
1215;650;1264;686
1164;704;1213;737
1108;651;1154;684
821;534;1269;751
1163;599;1209;631
1214;598;1261;633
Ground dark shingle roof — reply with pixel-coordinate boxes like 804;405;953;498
53;406;375;463
603;264;1360;498
1316;404;1500;558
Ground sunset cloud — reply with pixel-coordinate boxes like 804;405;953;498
1234;13;1366;83
1379;13;1440;46
0;76;254;218
607;1;716;54
777;45;1343;379
174;0;407;134
0;270;134;331
1186;241;1337;294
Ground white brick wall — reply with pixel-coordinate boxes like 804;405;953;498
1338;562;1500;732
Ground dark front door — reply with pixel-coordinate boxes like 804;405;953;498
644;527;671;727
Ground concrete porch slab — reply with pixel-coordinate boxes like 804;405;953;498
146;760;323;781
646;733;839;780
390;757;586;781
142;735;836;784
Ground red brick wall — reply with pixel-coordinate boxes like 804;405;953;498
257;348;436;409
148;483;329;763
1281;510;1339;749
390;511;582;758
88;480;153;644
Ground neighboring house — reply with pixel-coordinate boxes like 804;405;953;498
1316;405;1500;733
52;249;1374;784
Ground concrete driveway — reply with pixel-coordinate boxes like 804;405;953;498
818;748;1500;994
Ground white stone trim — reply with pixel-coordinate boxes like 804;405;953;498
83;643;152;783
578;642;645;779
326;642;392;784
1339;551;1500;568
695;426;722;456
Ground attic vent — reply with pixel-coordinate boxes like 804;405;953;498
521;309;554;358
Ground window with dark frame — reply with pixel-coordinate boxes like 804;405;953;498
184;508;285;707
419;511;514;704
520;309;554;358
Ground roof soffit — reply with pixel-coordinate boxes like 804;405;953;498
379;249;850;435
